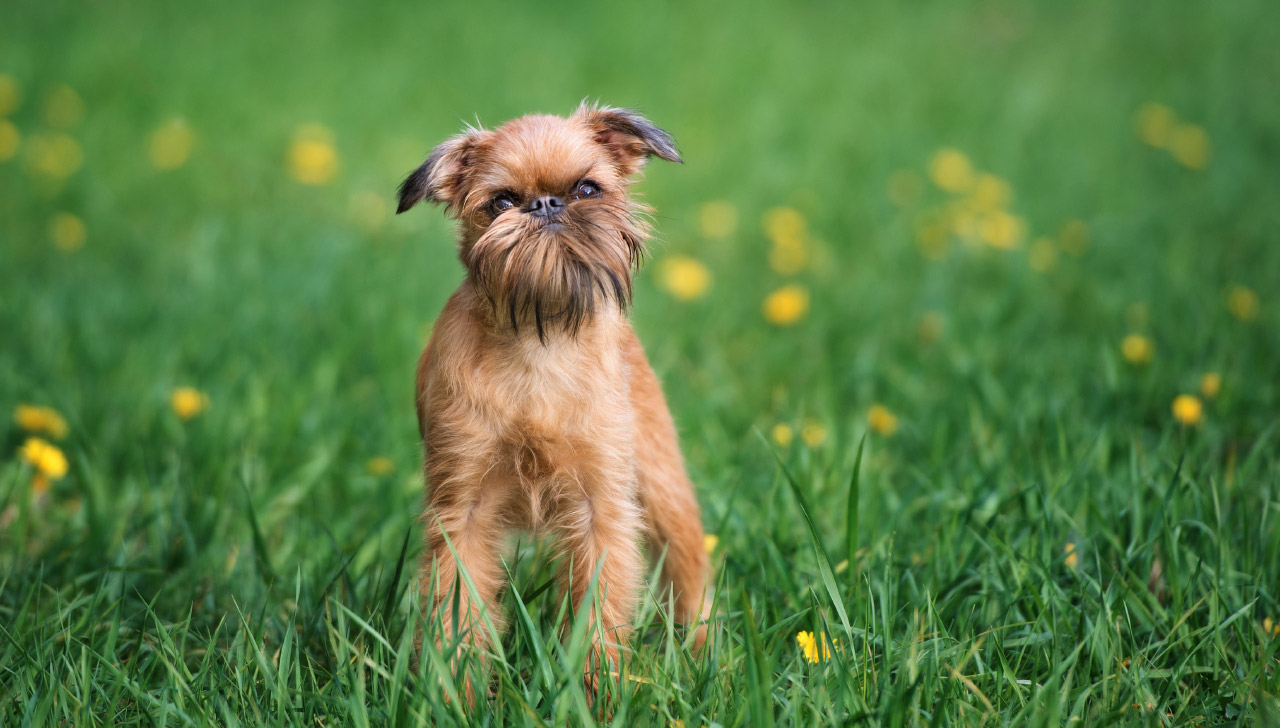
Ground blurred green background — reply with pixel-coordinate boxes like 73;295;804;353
2;1;1278;725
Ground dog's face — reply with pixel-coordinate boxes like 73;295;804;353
397;104;681;338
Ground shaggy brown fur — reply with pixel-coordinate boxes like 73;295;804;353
397;103;710;703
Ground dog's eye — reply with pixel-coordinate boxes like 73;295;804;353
489;194;516;215
571;181;601;200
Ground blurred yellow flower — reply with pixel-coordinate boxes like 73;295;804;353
801;420;827;448
1134;103;1175;148
1171;394;1202;427
918;311;944;343
969;173;1011;213
1028;237;1058;272
762;285;809;326
0;119;18;162
171;387;210;420
887;169;923;207
24;132;82;179
14;405;69;439
148;118;194;170
349;190;390;232
768;238;809;275
979;210;1025;250
42;84;84;129
1064;542;1079;570
1264;617;1279;638
867;404;898;436
771;423;794;448
1058;219;1090;257
698;200;738;239
796;630;835;663
1226;285;1259;321
659;255;712;301
288;123;338;185
703;534;719;555
1121;334;1153;365
929;148;973;193
1169;124;1209;170
366;456;394;476
763;206;806;245
49;212;86;252
0;74;20;116
20;437;68;494
1200;372;1221;399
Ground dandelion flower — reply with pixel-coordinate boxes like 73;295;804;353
1028;237;1058;272
887;169;923;207
148;118;195;170
1199;372;1221;399
762;285;809;326
763;207;809;274
14;404;69;439
366;456;394;476
698;200;738;239
20;437;69;495
763;207;807;246
288;123;338;185
1121;334;1153;365
1171;394;1202;427
1169;124;1209;170
658;255;712;301
1226;285;1259;321
24;132;82;179
796;630;835;663
867;404;898;436
49;212;85;252
771;423;794;448
929;148;973;193
1134;103;1176;148
978;210;1024;250
0;74;20;116
171;387;209;420
1264;617;1279;638
703;534;719;555
969;173;1011;213
0;119;18;162
1064;542;1079;570
42;84;84;129
801;420;827;448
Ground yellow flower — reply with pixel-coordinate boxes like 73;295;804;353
148;118;195;170
1134;103;1176;148
1264;617;1279;638
1058;219;1089;257
1169;124;1209;170
771;423;794;448
366;456;394;476
768;237;809;275
171;387;210;420
0;74;20;116
14;404;69;439
1028;237;1058;272
698;200;738;239
763;207;806;246
659;255;712;301
1171;394;1203;427
1200;372;1221;399
968;173;1011;213
0;119;19;162
49;212;86;252
42;84;84;129
1226;285;1259;321
887;169;922;207
288;123;338;185
978;210;1024;250
1064;542;1079;570
1121;334;1153;365
796;630;835;663
703;534;719;555
762;285;809;326
801;420;827;448
24;132;82;179
928;148;973;193
349;190;390;232
917;312;944;343
867;404;898;436
20;437;69;483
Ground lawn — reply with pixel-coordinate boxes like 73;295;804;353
2;1;1279;725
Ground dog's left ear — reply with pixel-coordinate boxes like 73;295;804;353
576;103;683;175
396;130;486;215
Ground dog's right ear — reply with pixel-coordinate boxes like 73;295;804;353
396;131;484;214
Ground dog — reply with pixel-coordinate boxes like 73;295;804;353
396;103;710;698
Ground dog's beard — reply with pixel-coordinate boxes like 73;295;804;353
465;199;647;341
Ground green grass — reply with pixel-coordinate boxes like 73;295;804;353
3;0;1279;725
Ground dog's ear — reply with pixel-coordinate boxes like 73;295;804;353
576;102;682;175
396;131;485;214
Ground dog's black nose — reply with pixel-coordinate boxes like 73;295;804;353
528;195;565;218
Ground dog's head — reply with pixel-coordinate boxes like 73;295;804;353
396;103;681;339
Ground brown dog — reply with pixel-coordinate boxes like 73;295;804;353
396;103;709;694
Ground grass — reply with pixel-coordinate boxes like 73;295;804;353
3;0;1279;724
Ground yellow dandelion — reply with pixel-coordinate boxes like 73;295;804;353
1058;219;1090;257
14;404;69;439
762;285;809;326
1134;103;1176;148
148;118;195;170
1064;542;1079;570
978;210;1025;250
1121;334;1153;365
288;123;338;185
768;238;809;275
49;212;86;252
801;420;827;448
771;423;794;448
170;387;210;421
917;311;944;343
1171;394;1203;427
24;132;82;180
0;119;19;162
20;437;69;495
703;534;719;555
1200;372;1221;399
1028;237;1058;272
969;173;1011;213
698;200;738;239
867;404;898;437
42;84;84;129
1226;285;1259;321
1168;124;1209;170
762;207;807;246
0;74;20;116
887;169;923;207
796;630;835;663
1264;617;1279;638
928;148;973;193
349;190;390;232
366;456;394;476
659;255;712;301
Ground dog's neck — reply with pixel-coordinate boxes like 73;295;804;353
463;279;627;352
